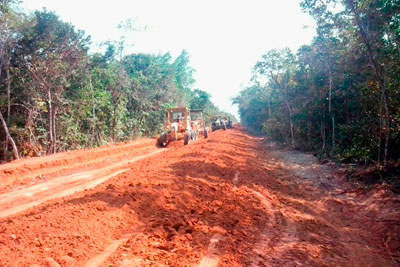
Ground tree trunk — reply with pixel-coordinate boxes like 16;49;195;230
4;135;8;161
321;113;326;152
383;95;390;165
328;68;332;113
307;111;312;150
284;96;295;149
377;92;391;165
332;115;335;150
25;64;57;154
282;86;295;149
51;105;57;153
328;67;335;151
46;87;55;154
268;95;272;118
112;105;116;141
89;77;96;147
91;102;96;147
0;111;18;160
271;72;295;149
6;59;11;122
3;59;11;160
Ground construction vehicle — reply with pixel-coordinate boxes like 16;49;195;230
158;107;195;147
190;109;209;139
211;116;227;131
224;117;233;129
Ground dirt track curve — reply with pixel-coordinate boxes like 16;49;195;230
0;127;399;266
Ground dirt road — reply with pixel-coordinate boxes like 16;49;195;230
0;128;398;266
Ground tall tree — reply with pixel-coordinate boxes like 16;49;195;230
254;49;297;149
0;0;20;160
17;10;89;154
173;50;195;106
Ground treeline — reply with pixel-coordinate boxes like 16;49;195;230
234;0;400;165
0;1;228;161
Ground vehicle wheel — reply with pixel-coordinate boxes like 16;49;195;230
204;129;208;138
158;133;167;147
184;132;190;145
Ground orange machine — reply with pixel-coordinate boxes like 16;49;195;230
158;107;194;147
190;109;209;139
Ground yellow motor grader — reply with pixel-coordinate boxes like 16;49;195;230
211;116;227;131
158;107;209;147
190;109;209;139
158;107;194;147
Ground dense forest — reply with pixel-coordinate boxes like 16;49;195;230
0;0;231;161
234;0;400;166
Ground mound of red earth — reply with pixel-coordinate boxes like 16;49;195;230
0;127;398;266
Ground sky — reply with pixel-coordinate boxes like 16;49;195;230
20;0;316;118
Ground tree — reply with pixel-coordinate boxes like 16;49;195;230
17;10;89;154
235;0;400;165
301;0;400;164
189;89;211;110
0;0;20;160
173;50;195;106
254;49;297;149
0;2;228;162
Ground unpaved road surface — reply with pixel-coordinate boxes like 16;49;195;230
0;128;399;266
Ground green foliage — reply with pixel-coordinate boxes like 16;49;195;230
235;0;400;164
189;89;211;110
0;3;229;160
189;89;234;124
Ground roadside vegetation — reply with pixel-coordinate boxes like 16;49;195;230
234;0;400;173
0;0;233;162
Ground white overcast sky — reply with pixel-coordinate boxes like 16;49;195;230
20;0;316;118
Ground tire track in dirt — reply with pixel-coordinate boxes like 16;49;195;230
0;138;157;192
198;233;224;267
235;165;296;267
250;188;302;266
233;170;285;266
0;168;128;218
232;171;240;185
85;224;144;267
0;149;166;218
196;171;241;267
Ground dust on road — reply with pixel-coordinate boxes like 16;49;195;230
0;127;398;266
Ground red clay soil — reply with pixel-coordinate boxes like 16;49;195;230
0;138;157;192
0;127;399;266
